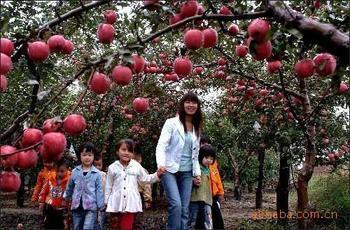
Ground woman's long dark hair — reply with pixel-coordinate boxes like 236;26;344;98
178;92;203;137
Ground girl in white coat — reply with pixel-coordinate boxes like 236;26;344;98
105;139;163;230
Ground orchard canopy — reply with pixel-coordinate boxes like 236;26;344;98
0;0;349;227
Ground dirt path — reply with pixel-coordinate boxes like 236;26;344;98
1;190;278;229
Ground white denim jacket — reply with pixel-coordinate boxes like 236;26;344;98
156;116;201;177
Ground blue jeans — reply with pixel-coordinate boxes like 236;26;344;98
72;206;97;230
189;201;212;230
162;171;193;230
94;210;105;230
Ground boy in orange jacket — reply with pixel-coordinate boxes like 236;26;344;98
31;159;56;204
39;159;71;229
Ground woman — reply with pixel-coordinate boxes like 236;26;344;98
156;92;203;230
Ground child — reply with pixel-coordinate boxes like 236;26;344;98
39;159;71;229
189;144;216;230
105;139;164;230
31;159;56;205
131;144;153;230
93;153;107;230
200;137;225;229
64;142;104;230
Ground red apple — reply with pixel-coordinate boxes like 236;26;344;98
180;0;199;18
47;35;66;53
124;113;133;120
294;59;314;78
0;74;8;92
164;72;179;81
0;53;12;75
249;39;272;60
202;28;218;48
42;118;62;134
0;38;14;56
313;53;336;76
131;54;146;73
237;85;246;91
21;128;43;148
111;65;133;85
267;60;282;73
16;150;38;169
63;114;86;135
339;82;349;94
62;40;74;54
169;13;184;25
314;0;321;9
43;132;67;158
184;29;203;50
97;23;115;44
235;45;248;58
173;57;192;77
0;171;21;192
27;41;50;62
89;72;111;94
218;57;227;66
0;145;18;169
197;4;205;14
322;138;330;145
248;19;270;42
259;89;269;96
237;79;245;86
228;24;239;36
133;97;149;113
104;10;118;24
328;152;335;161
219;6;232;15
194;66;203;74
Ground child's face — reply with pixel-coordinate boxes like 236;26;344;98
118;143;132;163
43;161;54;169
81;149;94;167
94;159;103;171
56;165;67;179
202;156;214;167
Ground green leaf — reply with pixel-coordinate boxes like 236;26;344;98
37;90;50;100
287;28;303;39
26;80;39;85
104;56;114;69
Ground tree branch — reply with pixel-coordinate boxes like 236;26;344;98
11;0;112;63
0;111;29;142
214;46;306;99
31;65;91;126
0;142;42;157
268;0;350;64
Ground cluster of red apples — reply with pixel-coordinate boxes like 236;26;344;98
0;114;86;192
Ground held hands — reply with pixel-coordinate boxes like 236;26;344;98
157;166;167;178
193;175;201;186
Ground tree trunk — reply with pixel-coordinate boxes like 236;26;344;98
296;79;317;229
276;146;290;225
16;172;25;208
233;171;242;200
256;149;265;209
227;149;242;200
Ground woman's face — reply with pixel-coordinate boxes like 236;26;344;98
184;100;198;116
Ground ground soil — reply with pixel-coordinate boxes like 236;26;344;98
1;188;280;229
